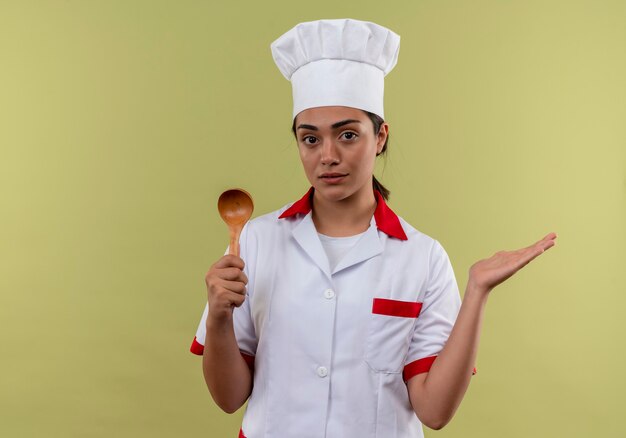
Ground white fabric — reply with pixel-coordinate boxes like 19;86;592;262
270;18;401;119
192;203;462;438
318;230;366;272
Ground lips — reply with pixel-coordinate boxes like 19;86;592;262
319;172;348;184
320;173;348;178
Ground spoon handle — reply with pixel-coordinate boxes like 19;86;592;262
229;226;242;257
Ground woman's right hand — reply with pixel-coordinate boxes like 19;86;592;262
205;255;249;322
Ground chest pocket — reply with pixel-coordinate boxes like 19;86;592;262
364;298;423;373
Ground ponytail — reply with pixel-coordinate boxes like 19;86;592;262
372;175;390;200
366;111;391;201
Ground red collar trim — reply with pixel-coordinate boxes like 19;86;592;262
278;187;408;241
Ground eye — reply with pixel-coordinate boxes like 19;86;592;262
301;135;318;146
341;131;358;141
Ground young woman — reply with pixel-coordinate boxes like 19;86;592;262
191;19;557;438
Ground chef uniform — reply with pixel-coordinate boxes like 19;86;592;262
191;19;475;438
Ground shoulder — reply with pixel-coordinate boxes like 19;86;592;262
389;214;454;277
393;216;458;296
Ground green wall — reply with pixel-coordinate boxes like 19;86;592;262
1;1;624;437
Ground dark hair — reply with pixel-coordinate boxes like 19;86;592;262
290;110;391;200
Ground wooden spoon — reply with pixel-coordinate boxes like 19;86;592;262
217;189;254;257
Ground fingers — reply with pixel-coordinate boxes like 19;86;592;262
205;269;248;294
219;267;249;284
205;256;249;320
519;232;557;253
539;232;557;245
221;289;246;307
508;232;557;270
535;232;557;253
213;254;246;270
470;232;558;292
219;279;247;295
206;254;248;290
209;290;246;311
543;232;558;241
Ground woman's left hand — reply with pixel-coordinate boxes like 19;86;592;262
468;232;557;296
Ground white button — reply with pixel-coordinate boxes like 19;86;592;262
317;366;329;377
324;289;335;299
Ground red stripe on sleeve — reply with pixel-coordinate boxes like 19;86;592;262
241;352;255;372
372;298;422;318
403;355;437;381
403;356;478;381
190;336;204;355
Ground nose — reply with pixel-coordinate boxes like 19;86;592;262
320;138;340;165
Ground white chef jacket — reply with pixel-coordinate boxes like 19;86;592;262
191;188;474;438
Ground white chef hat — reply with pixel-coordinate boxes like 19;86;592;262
270;18;401;120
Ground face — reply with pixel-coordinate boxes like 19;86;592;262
294;106;388;203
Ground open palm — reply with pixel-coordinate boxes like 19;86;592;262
468;232;557;294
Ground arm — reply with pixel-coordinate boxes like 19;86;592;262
407;282;485;429
202;255;253;413
407;232;557;429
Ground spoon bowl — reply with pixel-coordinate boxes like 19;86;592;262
218;189;254;257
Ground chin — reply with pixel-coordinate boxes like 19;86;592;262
313;184;354;202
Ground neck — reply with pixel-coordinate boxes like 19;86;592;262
312;184;376;237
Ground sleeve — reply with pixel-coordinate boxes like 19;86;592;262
189;222;258;369
402;239;477;382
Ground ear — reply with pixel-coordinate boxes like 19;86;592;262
376;122;389;155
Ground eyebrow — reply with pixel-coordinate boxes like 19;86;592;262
296;119;361;131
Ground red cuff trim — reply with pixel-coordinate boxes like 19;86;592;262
403;355;437;381
239;428;246;438
403;356;478;381
241;352;255;372
190;336;204;355
190;337;255;373
372;298;422;318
